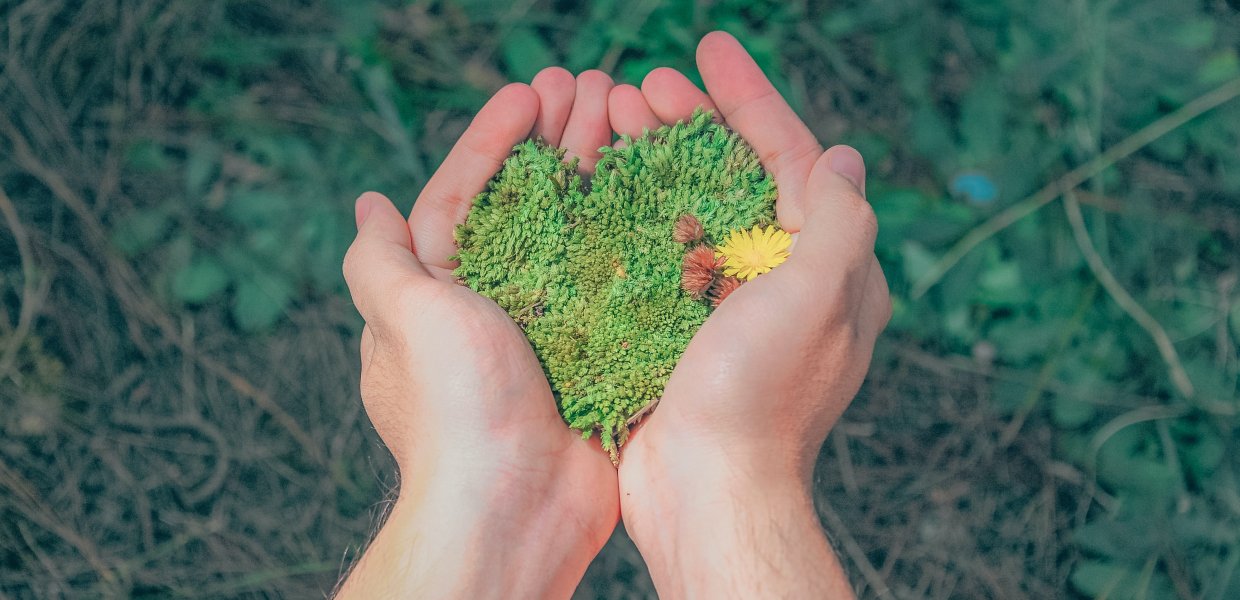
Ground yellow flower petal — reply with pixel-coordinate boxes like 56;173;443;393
716;224;792;281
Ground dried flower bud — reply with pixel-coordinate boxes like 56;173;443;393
672;214;705;244
710;276;743;307
681;245;722;299
681;263;715;299
686;244;725;271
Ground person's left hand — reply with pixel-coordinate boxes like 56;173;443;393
337;69;620;599
606;32;888;598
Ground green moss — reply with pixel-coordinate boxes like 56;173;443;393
453;110;777;457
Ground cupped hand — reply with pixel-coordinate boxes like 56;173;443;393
610;32;891;596
338;70;619;599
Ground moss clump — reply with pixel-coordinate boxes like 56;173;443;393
453;110;777;458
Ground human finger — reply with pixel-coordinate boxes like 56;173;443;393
608;84;662;140
408;83;539;277
531;67;576;147
559;69;614;174
344;192;433;324
639;67;717;125
858;255;893;337
696;31;822;231
784;147;874;275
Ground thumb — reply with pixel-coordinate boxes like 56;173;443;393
343;192;433;324
785;145;876;270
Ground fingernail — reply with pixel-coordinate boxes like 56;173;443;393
827;146;865;193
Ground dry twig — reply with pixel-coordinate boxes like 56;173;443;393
912;76;1240;299
1062;192;1198;401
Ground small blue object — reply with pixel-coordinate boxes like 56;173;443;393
950;171;998;204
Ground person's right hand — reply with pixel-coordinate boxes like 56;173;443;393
609;32;892;598
337;69;621;599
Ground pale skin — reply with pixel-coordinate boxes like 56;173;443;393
336;31;890;600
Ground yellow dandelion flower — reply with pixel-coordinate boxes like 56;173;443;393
715;225;791;281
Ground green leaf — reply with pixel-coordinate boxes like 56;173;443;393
225;190;290;228
125;140;171;172
1097;425;1179;503
1169;19;1215;50
1051;396;1095;429
1230;299;1240;343
909;105;954;171
958;77;1006;164
111;210;172;257
502;27;555;83
185;141;221;197
871;188;928;255
1199;50;1240;86
1181;357;1238;408
986;316;1059;364
977;260;1024;306
1069;558;1176;600
232;277;293;331
1178;427;1223;482
1070;560;1134;597
172;256;231;304
900;240;937;287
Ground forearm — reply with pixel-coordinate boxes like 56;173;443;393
623;441;855;599
642;487;852;598
336;477;596;599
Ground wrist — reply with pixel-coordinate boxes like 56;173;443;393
339;454;614;599
620;429;854;599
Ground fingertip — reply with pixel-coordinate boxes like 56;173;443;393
561;70;614;173
489;82;541;127
531;66;573;89
344;191;427;316
496;81;539;102
640;67;716;125
354;191;391;229
577;69;614;88
640;66;681;91
531;67;576;146
802;149;877;250
823;145;866;195
609;83;637;103
354;191;410;243
609;84;661;138
696;30;741;59
610;83;642;100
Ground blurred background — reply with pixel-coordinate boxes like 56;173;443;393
2;0;1238;597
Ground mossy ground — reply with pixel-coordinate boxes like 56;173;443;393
454;111;776;455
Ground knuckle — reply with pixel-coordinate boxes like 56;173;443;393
342;241;363;282
845;196;879;245
765;138;820;171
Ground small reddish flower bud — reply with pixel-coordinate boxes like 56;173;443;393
672;214;705;244
684;245;726;271
710;276;743;307
681;264;714;299
681;245;723;299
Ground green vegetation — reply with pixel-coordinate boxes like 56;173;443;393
2;0;1238;598
455;113;775;454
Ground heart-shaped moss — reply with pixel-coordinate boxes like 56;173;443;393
453;110;777;458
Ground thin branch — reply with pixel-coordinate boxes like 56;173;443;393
912;76;1240;299
1088;404;1190;471
0;185;44;378
1063;192;1202;403
0;111;328;465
